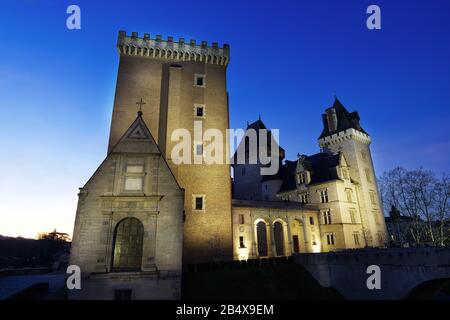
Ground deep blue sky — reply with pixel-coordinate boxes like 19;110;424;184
1;0;449;237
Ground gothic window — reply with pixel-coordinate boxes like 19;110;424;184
112;218;144;272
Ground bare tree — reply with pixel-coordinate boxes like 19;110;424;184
379;167;450;247
434;174;450;246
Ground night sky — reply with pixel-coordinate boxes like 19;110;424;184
1;0;449;237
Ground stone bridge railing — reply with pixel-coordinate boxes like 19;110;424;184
295;247;450;299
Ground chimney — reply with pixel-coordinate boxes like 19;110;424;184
325;108;338;132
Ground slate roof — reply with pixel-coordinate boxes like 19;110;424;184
319;97;368;139
277;153;341;193
232;117;285;164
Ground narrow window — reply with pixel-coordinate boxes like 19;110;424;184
365;168;372;183
114;289;132;300
349;208;357;224
322;209;332;225
194;74;206;87
196;106;204;117
346;188;353;202
195;143;203;156
326;233;335;245
195;196;204;210
320;190;329;203
239;214;244;224
369;190;376;204
309;217;314;225
239;236;245;248
342;168;349;180
353;233;360;245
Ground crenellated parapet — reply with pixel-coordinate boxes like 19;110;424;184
117;31;230;66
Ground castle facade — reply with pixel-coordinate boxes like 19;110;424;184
69;31;388;299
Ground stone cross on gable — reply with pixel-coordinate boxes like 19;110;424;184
136;98;146;113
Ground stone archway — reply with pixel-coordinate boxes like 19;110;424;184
256;220;268;257
273;221;285;256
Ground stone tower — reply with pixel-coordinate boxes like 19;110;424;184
108;31;232;263
318;97;388;246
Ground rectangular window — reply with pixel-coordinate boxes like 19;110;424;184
293;235;300;253
193;195;205;211
309;217;314;225
196;106;204;117
124;177;143;191
299;193;308;204
114;289;132;300
320;189;329;203
195;143;203;156
373;210;381;225
365;168;372;183
123;162;144;192
239;214;244;224
326;233;335;245
342;168;349;180
349;208;357;224
298;172;306;184
194;74;206;87
353;233;360;245
322;209;332;225
194;104;206;118
369;190;376;204
239;236;245;248
345;188;353;202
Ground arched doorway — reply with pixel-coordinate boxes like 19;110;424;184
274;221;285;256
112;217;144;271
256;221;268;257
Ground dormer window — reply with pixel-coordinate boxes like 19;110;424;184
342;167;349;180
297;172;307;184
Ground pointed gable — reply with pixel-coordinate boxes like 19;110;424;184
110;112;160;155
